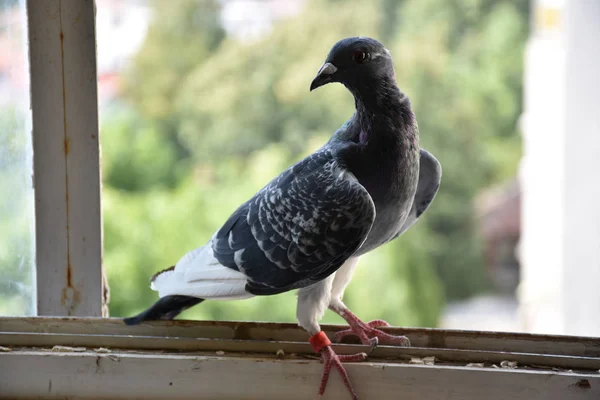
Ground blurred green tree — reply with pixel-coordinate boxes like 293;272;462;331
119;0;226;182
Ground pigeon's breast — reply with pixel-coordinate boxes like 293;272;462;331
354;148;420;255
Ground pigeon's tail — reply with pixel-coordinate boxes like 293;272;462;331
123;295;204;325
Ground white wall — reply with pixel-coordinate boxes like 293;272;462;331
520;0;600;336
562;0;600;337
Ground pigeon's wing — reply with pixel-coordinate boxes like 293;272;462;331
393;148;442;238
212;148;376;295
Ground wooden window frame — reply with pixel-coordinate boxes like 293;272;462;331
1;318;599;399
28;0;105;316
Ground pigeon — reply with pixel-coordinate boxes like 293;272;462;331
124;37;442;399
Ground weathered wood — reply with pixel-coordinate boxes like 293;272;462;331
27;0;104;317
1;317;599;399
2;317;599;357
1;351;598;400
1;332;599;371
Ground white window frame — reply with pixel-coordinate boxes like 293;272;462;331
2;1;598;399
28;0;104;317
1;317;599;399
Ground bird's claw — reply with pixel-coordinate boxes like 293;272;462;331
317;346;366;400
335;319;411;348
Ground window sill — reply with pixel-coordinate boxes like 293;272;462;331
1;317;599;399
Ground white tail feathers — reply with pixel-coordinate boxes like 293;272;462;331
151;242;252;301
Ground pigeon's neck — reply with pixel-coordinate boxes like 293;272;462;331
340;77;420;207
352;75;418;150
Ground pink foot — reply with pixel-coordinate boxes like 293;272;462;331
334;310;411;349
318;346;366;400
310;331;366;399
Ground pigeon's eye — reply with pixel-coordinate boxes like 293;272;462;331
352;50;368;64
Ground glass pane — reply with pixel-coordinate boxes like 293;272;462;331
0;0;35;315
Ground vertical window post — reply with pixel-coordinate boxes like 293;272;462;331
27;0;105;316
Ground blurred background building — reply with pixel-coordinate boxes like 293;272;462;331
0;0;598;337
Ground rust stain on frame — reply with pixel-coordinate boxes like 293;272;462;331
59;3;79;314
66;259;72;287
62;251;81;314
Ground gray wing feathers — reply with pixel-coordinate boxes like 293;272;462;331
395;148;442;237
261;158;374;272
213;149;376;294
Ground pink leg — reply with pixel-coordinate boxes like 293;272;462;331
318;346;366;400
330;305;411;349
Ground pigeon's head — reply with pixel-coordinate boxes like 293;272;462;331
310;37;394;93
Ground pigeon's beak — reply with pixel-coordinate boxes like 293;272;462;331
310;62;338;91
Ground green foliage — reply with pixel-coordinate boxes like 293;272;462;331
99;0;528;327
101;104;186;191
122;0;225;147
